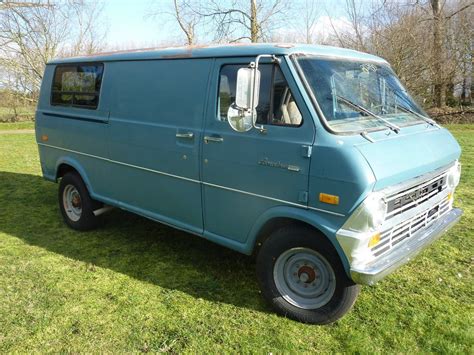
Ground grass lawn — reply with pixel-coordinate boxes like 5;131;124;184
0;125;472;352
0;121;35;131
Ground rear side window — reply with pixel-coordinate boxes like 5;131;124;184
51;63;104;109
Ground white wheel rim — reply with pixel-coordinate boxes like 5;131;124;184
63;184;82;222
273;247;336;309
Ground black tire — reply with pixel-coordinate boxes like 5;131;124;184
256;225;360;324
58;172;100;231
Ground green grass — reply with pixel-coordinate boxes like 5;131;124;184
0;126;472;352
0;121;35;130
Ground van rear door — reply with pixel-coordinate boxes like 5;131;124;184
202;57;315;246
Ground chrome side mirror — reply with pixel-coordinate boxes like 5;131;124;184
235;67;260;110
227;67;261;132
227;104;254;132
227;54;280;133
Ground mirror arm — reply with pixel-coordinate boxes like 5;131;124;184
249;54;279;134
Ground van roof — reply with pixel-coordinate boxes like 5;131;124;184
48;43;387;65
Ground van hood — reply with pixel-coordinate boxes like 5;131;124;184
355;126;461;190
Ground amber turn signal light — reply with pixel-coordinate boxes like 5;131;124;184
319;193;339;205
368;233;381;248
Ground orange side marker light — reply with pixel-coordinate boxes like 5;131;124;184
319;193;339;205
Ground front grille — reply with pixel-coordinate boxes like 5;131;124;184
372;197;451;257
385;171;448;219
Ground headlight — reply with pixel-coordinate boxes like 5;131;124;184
341;192;387;232
447;161;461;189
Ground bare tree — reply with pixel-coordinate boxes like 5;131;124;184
197;0;287;43
67;0;107;56
268;0;320;44
298;0;320;44
370;3;434;104
173;0;196;45
326;0;369;51
428;0;474;107
325;0;473;108
430;0;447;107
0;0;106;102
453;2;473;105
0;0;48;9
308;1;321;43
147;0;204;45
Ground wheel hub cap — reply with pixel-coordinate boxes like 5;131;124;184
273;247;336;309
63;184;82;222
298;266;316;283
71;193;81;208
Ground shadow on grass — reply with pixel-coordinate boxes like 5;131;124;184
0;171;268;313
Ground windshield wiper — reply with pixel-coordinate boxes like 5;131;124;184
395;104;440;128
388;90;440;128
335;95;400;133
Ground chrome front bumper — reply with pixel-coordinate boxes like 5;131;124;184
351;208;462;285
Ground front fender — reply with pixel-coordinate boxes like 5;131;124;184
245;205;351;275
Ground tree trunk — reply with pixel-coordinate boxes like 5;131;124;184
250;0;258;42
431;0;446;107
185;26;194;46
174;0;194;45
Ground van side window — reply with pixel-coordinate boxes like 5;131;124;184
51;63;104;109
218;64;302;126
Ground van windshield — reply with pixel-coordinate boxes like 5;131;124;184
296;55;426;134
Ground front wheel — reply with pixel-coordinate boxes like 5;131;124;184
256;226;360;324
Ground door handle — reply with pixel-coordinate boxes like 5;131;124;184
204;136;224;143
176;132;194;139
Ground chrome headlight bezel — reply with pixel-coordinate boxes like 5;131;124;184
342;192;387;233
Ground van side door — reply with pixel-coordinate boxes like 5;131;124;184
202;57;315;246
103;59;211;234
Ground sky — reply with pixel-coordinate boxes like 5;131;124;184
102;0;161;48
101;0;350;49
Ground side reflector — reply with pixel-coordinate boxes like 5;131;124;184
447;192;453;201
319;193;339;205
41;135;49;142
368;233;381;248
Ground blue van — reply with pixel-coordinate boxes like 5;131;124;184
35;44;462;324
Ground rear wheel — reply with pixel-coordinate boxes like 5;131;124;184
58;172;100;231
256;226;360;324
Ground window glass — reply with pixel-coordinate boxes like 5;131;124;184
271;66;303;126
51;63;103;109
297;57;424;133
218;64;301;126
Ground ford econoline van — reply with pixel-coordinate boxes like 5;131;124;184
35;44;462;324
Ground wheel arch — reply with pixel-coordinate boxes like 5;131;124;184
246;206;351;275
54;157;95;197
